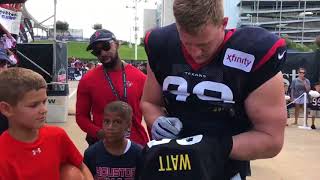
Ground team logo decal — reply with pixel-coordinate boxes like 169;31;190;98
278;50;286;60
223;48;255;72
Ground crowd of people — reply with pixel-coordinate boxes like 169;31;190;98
68;57;147;81
0;0;318;179
285;67;320;129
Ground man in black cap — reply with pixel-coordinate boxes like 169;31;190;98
76;29;149;146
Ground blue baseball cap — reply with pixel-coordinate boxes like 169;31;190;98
86;29;117;51
0;49;10;64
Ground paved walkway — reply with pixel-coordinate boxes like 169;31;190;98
50;81;320;180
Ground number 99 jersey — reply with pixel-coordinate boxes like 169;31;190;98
309;96;320;110
144;24;286;138
144;23;286;177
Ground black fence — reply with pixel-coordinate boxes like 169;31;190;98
283;49;320;87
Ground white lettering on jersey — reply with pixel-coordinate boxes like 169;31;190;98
193;81;234;102
147;139;171;148
311;97;320;107
163;76;190;101
223;48;255;72
163;76;234;103
176;135;203;146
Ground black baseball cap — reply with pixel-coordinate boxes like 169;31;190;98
86;29;116;51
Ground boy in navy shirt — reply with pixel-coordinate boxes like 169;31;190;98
84;101;142;179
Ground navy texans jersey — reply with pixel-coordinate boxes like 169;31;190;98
139;135;232;180
145;23;286;137
309;96;320;110
144;23;286;177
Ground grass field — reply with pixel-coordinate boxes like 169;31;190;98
34;40;148;61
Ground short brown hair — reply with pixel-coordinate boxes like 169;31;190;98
0;67;47;105
104;101;132;121
173;0;224;34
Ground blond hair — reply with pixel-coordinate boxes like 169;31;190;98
0;67;47;105
104;101;133;121
173;0;224;34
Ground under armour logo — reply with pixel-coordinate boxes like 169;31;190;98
32;148;42;156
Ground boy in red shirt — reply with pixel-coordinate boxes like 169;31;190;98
0;68;93;180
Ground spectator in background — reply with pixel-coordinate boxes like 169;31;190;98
0;23;17;65
290;67;310;125
0;49;10;73
0;48;14;135
308;82;320;129
137;63;147;74
86;62;95;70
0;23;14;41
76;29;149;147
284;82;290;119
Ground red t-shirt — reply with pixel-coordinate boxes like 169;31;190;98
76;64;149;146
0;126;83;180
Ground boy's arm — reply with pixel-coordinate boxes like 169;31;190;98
79;163;93;180
58;128;93;179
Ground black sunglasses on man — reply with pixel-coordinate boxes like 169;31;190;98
91;41;112;56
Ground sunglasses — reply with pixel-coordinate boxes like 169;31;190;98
299;72;305;74
91;41;112;56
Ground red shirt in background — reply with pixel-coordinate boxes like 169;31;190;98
76;64;149;146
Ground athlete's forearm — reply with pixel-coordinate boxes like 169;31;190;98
140;101;165;128
230;129;284;161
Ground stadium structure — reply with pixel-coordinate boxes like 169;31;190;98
157;0;320;44
239;0;320;44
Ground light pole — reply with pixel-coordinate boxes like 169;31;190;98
134;0;138;60
126;0;139;60
53;0;57;82
246;14;253;24
300;11;313;44
53;0;57;41
125;1;134;48
278;0;283;36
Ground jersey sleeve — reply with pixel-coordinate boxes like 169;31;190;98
247;40;287;93
144;30;157;73
144;28;166;75
59;129;83;167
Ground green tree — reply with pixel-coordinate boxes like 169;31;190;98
56;20;69;32
93;23;102;30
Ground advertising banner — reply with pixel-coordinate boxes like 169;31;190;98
0;6;22;34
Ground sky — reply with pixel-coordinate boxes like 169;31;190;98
25;0;156;40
